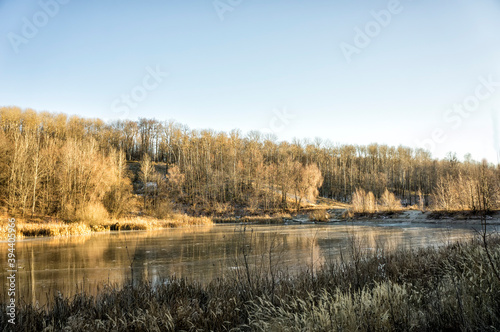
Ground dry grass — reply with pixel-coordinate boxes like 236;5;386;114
213;213;292;224
379;188;402;212
2;235;500;331
0;221;92;239
352;188;377;213
0;213;212;240
106;214;212;230
308;209;330;222
315;196;351;209
344;188;404;219
75;202;110;223
342;209;355;219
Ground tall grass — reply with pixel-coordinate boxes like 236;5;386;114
0;221;92;239
308;209;330;222
0;213;212;239
2;234;500;331
348;188;403;218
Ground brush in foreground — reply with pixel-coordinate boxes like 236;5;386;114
1;235;500;331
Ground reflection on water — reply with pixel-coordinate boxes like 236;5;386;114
0;222;495;305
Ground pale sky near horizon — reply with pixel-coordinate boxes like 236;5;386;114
1;0;500;163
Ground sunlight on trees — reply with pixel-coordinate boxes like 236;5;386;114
1;107;499;220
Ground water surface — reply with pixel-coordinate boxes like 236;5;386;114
1;222;494;304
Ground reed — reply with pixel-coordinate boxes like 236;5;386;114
308;209;330;222
0;214;212;240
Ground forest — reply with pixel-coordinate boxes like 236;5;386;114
1;106;499;223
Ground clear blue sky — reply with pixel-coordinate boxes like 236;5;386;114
1;0;500;162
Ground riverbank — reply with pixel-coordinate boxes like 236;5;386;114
212;212;292;224
0;214;212;240
3;205;499;241
335;209;500;225
2;235;499;331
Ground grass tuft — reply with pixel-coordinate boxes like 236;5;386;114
0;213;212;240
308;209;330;222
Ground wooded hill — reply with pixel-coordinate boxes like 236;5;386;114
1;106;499;221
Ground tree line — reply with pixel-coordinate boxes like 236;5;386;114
1;106;499;219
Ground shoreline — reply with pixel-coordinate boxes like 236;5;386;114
335;210;500;225
3;209;499;241
0;214;212;241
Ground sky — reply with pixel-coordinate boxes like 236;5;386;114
1;0;500;162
